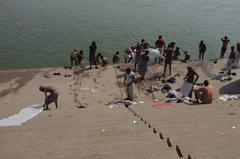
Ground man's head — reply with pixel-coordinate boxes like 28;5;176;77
224;36;228;39
187;66;191;70
204;80;209;87
237;42;240;51
116;51;119;55
79;50;83;54
141;39;145;43
158;35;162;39
145;50;149;55
39;86;45;92
126;68;131;74
200;40;203;44
231;45;235;51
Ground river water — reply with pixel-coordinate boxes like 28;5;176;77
0;0;239;69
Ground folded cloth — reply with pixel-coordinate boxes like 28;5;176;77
162;84;171;90
146;87;160;93
167;77;176;83
167;90;179;98
179;81;194;97
218;95;240;102
0;104;43;127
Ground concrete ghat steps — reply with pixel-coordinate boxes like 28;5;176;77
0;105;178;159
131;103;240;159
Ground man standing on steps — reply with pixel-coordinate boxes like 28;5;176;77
124;68;136;101
163;42;175;77
70;49;78;67
220;36;230;59
155;35;166;54
89;41;98;69
199;40;207;60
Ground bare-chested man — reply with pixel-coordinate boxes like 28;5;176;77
163;42;175;77
194;80;213;104
39;86;59;110
220;36;230;59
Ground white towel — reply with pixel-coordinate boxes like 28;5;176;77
0;104;43;127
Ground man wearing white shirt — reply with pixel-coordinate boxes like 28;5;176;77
124;68;136;101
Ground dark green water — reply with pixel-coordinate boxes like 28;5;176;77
0;0;239;69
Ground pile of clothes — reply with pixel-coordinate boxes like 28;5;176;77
218;95;240;102
161;74;181;84
214;71;236;82
146;86;160;93
161;84;179;99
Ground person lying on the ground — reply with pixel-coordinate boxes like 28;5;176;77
193;80;213;104
100;55;108;67
113;51;120;64
124;68;136;101
39;86;59;110
77;50;84;65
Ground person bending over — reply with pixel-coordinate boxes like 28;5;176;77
193;80;213;104
77;50;84;66
39;86;59;110
100;55;108;67
184;66;199;98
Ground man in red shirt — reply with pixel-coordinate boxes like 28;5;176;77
155;35;166;53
